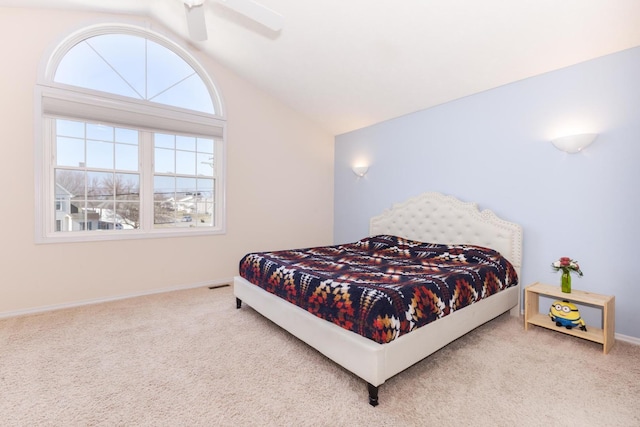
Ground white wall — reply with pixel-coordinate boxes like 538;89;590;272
334;46;640;340
0;8;334;315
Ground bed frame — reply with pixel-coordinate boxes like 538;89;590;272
234;192;523;406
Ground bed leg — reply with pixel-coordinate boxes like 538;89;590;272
236;298;242;309
367;383;379;407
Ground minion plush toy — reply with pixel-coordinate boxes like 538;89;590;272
549;300;587;331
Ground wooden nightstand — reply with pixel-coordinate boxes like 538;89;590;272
524;282;615;354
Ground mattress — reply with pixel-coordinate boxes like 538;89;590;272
238;235;518;344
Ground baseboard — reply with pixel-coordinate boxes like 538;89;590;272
615;332;640;346
5;281;638;346
0;277;234;320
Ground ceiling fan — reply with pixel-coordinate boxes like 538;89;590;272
182;0;284;41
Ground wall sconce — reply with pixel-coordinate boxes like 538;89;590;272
551;133;598;154
352;165;369;177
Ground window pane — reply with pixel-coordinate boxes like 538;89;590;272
195;178;214;226
111;173;140;229
87;123;113;141
176;135;196;151
54;33;215;114
55;169;85;196
154;175;175;198
115;143;138;171
86;140;114;169
86;171;113;201
115;201;140;229
154;175;176;227
175;177;197;228
56;169;89;232
155;133;174;149
197;138;214;154
197;153;214;177
176;177;196;194
57;119;85;138
146;39;194;86
146;39;194;100
155;148;175;174
85;34;146;98
151;73;214;113
176;150;196;175
57;137;85;167
55;40;141;99
197;138;215;177
115;173;140;201
115;127;138;144
55;170;82;232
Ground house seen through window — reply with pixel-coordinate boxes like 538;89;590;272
36;25;226;243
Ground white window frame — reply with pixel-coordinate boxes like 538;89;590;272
34;23;227;244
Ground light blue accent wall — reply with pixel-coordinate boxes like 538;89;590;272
334;46;640;339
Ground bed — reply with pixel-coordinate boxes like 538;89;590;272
233;192;522;406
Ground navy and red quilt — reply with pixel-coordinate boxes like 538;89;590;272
238;235;518;344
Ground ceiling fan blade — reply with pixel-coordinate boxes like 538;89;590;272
184;3;208;41
218;0;284;32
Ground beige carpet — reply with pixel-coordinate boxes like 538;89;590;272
1;285;639;427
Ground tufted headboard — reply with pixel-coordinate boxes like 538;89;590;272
369;192;523;276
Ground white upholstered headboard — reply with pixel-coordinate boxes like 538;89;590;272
369;192;523;276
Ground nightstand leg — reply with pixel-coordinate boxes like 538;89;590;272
524;289;539;331
603;296;615;354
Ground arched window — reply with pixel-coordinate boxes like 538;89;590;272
35;24;226;243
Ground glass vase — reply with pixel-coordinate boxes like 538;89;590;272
561;271;571;293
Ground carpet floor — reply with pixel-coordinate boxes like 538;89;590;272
1;285;639;426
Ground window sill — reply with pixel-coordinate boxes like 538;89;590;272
35;227;226;244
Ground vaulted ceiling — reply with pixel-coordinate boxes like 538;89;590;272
2;0;640;135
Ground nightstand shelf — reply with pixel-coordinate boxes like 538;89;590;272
524;282;615;354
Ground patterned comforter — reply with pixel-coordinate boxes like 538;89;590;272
238;235;518;344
